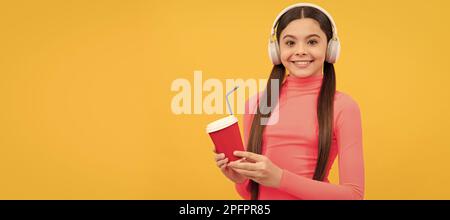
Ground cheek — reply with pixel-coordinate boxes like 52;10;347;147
314;45;328;60
279;47;293;63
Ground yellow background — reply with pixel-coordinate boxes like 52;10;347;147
1;0;449;199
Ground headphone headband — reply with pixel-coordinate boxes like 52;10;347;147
270;3;338;40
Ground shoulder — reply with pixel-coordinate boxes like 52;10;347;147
245;91;264;115
334;91;362;125
334;91;361;113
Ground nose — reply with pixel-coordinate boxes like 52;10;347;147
294;43;307;55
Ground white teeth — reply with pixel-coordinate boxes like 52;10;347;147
293;61;312;65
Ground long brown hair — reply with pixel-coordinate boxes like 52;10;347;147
247;6;336;200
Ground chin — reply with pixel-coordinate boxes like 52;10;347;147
288;69;320;78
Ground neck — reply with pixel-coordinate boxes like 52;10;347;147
282;73;324;92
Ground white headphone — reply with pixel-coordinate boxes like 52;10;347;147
268;3;341;65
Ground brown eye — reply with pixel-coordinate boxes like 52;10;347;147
308;40;318;45
285;41;295;47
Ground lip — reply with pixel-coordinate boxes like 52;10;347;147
291;60;314;68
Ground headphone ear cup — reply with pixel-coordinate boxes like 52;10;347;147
326;39;340;64
268;40;281;65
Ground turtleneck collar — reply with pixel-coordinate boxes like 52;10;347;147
282;73;323;92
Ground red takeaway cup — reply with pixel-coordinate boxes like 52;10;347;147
206;115;244;162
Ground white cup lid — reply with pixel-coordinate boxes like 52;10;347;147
206;115;238;133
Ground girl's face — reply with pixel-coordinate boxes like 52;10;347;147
279;18;328;78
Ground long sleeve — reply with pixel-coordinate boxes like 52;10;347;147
234;98;257;200
235;179;251;200
277;97;365;200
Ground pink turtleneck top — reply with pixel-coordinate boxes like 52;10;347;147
235;74;364;200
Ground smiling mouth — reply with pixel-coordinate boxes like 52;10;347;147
291;60;314;67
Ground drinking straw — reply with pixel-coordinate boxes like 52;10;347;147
226;86;239;115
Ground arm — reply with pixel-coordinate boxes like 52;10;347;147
234;98;257;200
278;98;365;200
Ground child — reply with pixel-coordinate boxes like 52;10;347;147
214;3;364;200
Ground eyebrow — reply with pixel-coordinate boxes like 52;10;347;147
282;34;321;40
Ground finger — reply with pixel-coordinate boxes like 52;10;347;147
233;151;264;162
217;158;228;168
232;168;259;179
214;153;225;161
227;158;246;166
241;157;257;163
228;161;259;171
233;157;256;163
220;159;231;170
